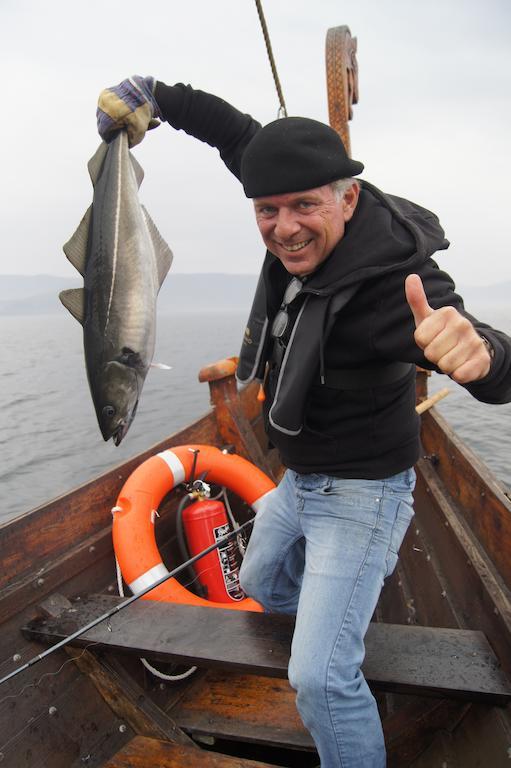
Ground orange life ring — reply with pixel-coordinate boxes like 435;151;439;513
112;444;276;611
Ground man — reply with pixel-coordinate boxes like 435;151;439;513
97;76;511;768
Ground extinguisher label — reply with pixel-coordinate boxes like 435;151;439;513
213;523;245;601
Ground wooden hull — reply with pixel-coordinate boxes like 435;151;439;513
1;368;511;767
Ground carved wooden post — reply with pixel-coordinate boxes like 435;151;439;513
198;357;276;480
326;25;359;155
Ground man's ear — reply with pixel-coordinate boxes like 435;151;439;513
342;183;360;222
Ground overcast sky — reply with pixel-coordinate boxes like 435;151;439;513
1;0;510;287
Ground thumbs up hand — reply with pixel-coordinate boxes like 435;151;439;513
405;274;492;384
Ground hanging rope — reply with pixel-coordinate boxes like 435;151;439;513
254;0;288;117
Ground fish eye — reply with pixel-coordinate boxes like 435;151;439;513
102;405;116;418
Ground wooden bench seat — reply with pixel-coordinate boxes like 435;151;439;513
104;735;279;767
23;594;511;704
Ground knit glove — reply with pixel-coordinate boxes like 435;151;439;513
97;75;162;146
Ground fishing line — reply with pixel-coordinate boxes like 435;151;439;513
0;556;232;685
0;553;250;755
0;516;255;688
0;642;106;757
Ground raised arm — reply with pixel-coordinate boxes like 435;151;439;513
97;77;261;181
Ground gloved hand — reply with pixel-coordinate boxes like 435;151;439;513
97;75;162;146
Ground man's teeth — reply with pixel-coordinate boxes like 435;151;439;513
282;240;311;252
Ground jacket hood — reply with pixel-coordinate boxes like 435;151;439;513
264;180;450;300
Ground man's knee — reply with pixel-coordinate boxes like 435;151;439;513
289;655;360;705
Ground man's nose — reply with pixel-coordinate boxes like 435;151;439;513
274;209;301;240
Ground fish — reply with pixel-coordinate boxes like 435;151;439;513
59;131;172;445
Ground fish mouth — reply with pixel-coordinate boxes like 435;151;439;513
112;422;129;446
110;400;139;446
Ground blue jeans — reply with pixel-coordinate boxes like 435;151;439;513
239;468;416;768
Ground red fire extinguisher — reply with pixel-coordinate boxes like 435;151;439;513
181;499;245;603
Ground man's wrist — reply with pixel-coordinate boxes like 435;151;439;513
479;334;495;361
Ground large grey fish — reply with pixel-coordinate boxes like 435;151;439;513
60;132;172;445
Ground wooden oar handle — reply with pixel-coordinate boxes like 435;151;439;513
416;387;450;414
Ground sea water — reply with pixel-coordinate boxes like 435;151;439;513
1;308;510;523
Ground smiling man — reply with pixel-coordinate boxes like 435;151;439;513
253;183;359;276
97;78;511;768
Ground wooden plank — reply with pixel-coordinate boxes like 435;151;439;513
384;698;470;768
168;670;315;751
169;670;469;764
378;561;418;628
0;411;220;590
22;595;511;704
22;595;291;678
395;513;462;630
420;408;511;592
105;735;279;768
414;459;511;678
206;375;276;480
239;380;266;423
36;592;196;749
411;703;511;768
0;526;114;626
67;649;197;748
0;659;132;768
437;703;511;768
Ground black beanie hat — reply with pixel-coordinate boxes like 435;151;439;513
240;117;364;198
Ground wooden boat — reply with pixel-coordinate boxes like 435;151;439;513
2;26;511;768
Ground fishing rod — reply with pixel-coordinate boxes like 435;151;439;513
0;516;255;688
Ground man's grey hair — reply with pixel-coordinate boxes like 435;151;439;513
330;178;361;201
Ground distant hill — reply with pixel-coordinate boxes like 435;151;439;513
0;274;509;316
0;274;259;315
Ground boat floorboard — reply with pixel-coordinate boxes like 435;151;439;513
167;670;314;750
104;735;280;768
23;594;511;704
167;670;472;766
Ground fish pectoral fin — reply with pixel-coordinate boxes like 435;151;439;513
59;288;86;324
141;206;173;289
87;141;109;184
63;206;91;275
130;152;144;187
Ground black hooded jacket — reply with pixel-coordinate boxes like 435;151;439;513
155;82;511;478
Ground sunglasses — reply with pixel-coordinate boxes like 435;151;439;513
271;277;303;339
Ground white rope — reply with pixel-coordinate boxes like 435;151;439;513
114;556;197;682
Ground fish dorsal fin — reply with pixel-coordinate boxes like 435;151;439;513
59;288;86;325
141;206;173;289
130;152;144;188
63;205;91;276
87;141;109;184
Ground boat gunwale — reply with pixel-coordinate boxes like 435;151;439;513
0;379;265;596
420;406;511;593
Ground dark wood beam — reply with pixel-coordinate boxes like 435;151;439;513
23;594;511;705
